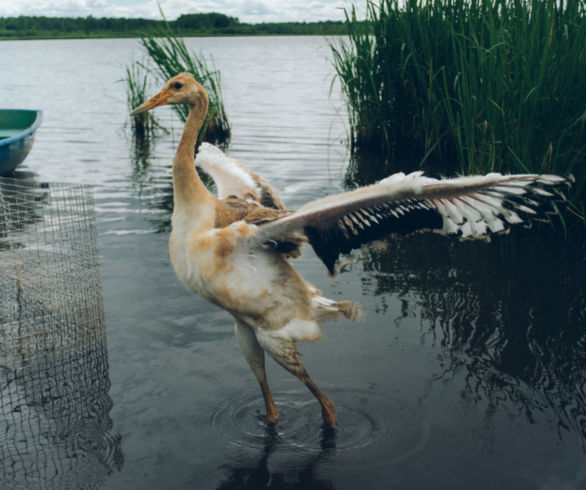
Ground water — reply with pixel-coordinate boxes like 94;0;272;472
1;37;585;489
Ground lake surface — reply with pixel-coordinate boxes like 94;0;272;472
0;36;585;489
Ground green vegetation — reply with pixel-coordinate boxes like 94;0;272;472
0;13;347;39
124;61;161;138
332;0;586;216
137;25;231;145
0;15;159;38
126;19;231;144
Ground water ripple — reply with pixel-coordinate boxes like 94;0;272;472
210;385;431;463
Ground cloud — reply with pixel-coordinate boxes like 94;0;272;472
0;0;366;22
241;1;273;18
0;0;108;18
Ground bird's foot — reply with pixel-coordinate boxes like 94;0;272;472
266;407;280;425
321;399;336;428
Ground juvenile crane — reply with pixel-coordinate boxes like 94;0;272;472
132;73;570;427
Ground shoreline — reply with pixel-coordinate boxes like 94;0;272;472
0;32;343;41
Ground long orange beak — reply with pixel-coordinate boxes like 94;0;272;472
131;89;172;115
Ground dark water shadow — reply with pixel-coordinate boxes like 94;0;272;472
343;148;460;190
0;346;124;488
216;425;336;490
343;149;397;190
359;227;586;450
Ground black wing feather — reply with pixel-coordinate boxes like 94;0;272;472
305;199;443;275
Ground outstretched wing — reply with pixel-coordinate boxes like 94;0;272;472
195;143;285;210
252;171;571;275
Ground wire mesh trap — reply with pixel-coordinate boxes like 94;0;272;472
0;177;122;489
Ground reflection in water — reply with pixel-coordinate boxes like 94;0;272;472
343;147;460;190
360;228;586;449
130;132;155;177
217;426;336;490
0;173;48;248
0;346;123;488
128;133;174;234
0;177;123;488
343;150;397;190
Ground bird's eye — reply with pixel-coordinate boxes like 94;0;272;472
174;82;182;89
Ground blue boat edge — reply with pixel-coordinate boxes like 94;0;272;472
0;109;43;175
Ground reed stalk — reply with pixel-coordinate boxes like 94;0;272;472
124;61;160;138
332;0;586;214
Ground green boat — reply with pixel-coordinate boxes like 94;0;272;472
0;109;43;174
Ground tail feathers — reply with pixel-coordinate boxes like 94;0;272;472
334;300;363;321
312;296;363;322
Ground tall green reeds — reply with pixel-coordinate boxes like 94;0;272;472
139;26;230;145
332;0;586;213
125;61;160;137
124;8;231;146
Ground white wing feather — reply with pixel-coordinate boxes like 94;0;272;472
195;143;284;209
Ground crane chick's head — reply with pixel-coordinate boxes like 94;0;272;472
131;73;207;115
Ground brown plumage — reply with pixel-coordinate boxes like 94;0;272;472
214;197;292;228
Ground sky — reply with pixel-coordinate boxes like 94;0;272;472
0;0;366;23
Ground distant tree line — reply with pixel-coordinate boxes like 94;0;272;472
0;12;349;39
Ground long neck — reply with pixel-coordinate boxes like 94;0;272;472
172;97;214;212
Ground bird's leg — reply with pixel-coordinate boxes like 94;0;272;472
257;333;336;427
299;372;336;427
235;320;279;424
265;359;336;427
258;378;279;425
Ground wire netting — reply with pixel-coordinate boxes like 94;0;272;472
0;177;122;489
